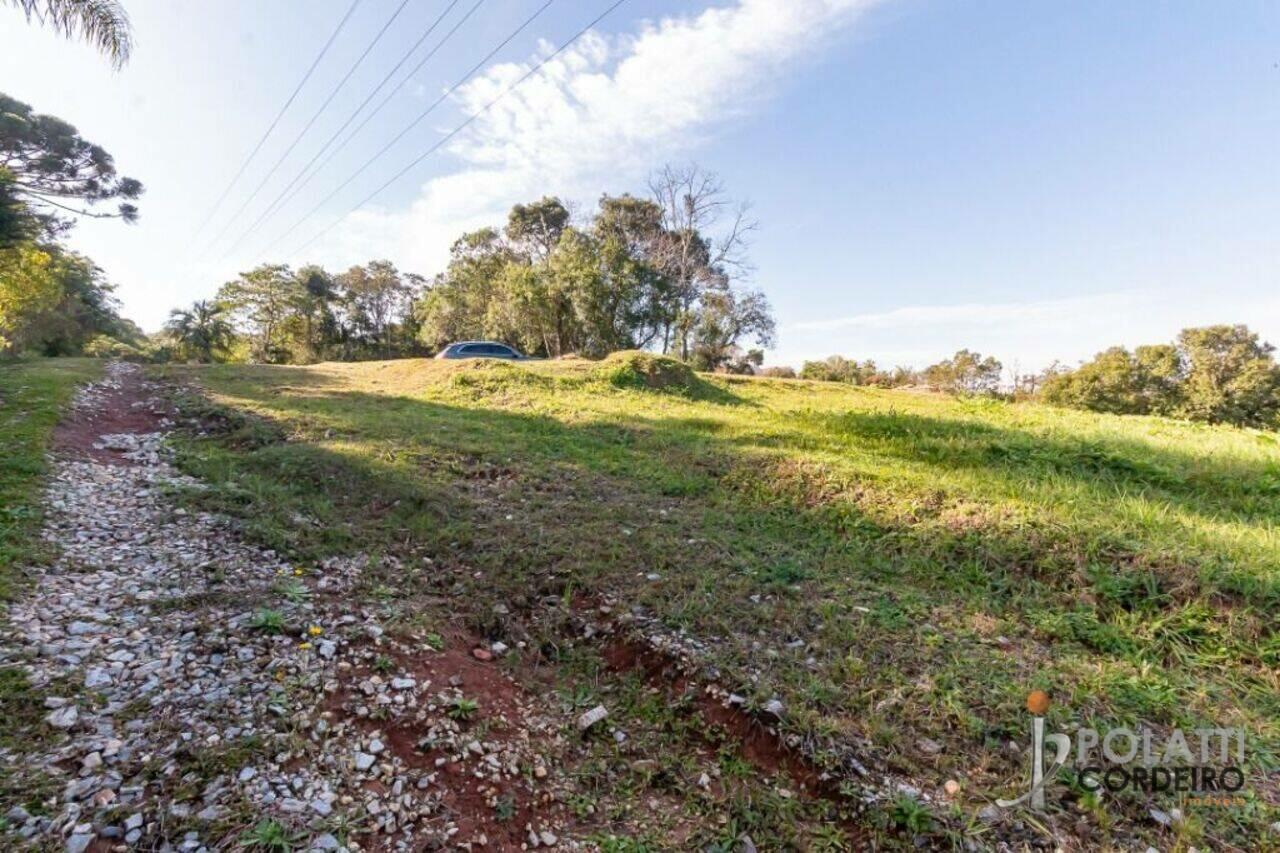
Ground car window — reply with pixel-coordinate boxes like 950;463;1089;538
459;344;481;355
490;345;515;357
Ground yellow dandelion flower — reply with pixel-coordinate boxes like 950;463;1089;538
308;625;323;636
299;641;312;650
293;568;303;576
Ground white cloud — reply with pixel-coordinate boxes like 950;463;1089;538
294;0;879;275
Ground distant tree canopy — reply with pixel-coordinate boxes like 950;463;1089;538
206;260;424;365
417;173;775;367
800;355;879;385
164;300;233;363
1043;325;1280;428
795;356;919;387
921;350;1003;394
797;352;1005;393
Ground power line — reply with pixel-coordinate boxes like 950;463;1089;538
249;0;488;247
224;0;482;259
286;0;628;259
259;0;563;259
204;0;414;257
190;0;363;242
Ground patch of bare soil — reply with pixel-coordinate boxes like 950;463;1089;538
320;634;585;851
53;366;173;463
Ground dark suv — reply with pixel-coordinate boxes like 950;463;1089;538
435;341;528;360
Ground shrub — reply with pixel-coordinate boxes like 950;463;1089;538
82;334;143;360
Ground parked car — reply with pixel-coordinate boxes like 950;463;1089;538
435;341;529;360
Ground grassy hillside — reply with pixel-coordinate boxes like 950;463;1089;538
164;353;1279;849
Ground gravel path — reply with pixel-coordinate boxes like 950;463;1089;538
2;364;578;852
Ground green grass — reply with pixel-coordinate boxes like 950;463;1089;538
160;352;1280;848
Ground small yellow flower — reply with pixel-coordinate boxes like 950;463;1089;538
299;641;312;650
293;568;303;576
308;625;323;636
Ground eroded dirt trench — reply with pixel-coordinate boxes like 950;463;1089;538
1;364;589;852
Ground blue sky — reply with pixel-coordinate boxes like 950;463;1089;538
2;0;1277;369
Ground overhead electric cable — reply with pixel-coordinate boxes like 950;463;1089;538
276;0;488;223
205;0;414;256
259;0;566;259
190;0;363;241
285;0;629;259
223;0;476;257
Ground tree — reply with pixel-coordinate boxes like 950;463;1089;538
165;300;233;363
4;0;133;67
1;242;136;355
688;287;775;371
414;185;775;364
1132;344;1184;414
0;243;60;353
1042;326;1280;428
800;355;881;385
337;261;414;359
0;168;36;248
505;197;570;262
1176;325;1280;428
591;195;670;352
416;229;515;352
292;265;337;361
216;264;304;363
1042;347;1154;415
0;92;143;237
923;349;1003;394
648;164;754;359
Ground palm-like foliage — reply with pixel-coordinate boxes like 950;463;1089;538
166;300;233;363
6;0;133;69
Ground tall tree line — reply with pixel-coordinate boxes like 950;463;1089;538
168;261;426;364
417;165;775;369
175;165;777;370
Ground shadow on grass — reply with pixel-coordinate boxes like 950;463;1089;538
163;367;1280;847
172;368;1280;615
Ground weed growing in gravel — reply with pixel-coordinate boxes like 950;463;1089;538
240;818;303;851
447;696;479;721
272;578;309;603
249;608;285;634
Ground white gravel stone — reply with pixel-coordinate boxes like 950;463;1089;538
577;705;608;731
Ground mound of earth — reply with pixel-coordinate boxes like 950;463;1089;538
597;351;700;392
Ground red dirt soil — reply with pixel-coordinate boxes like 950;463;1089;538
324;637;580;852
53;370;172;464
